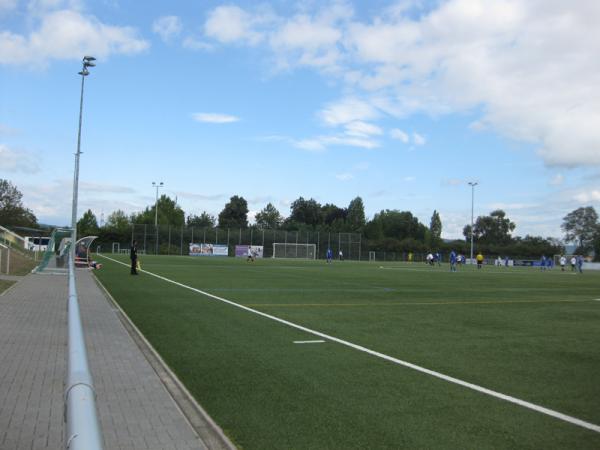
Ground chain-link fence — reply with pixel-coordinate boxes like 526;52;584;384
95;225;367;260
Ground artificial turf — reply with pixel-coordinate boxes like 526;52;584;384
94;254;600;449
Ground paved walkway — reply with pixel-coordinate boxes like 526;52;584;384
0;271;230;450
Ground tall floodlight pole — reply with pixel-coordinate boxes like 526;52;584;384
468;181;478;264
152;181;164;254
70;56;96;258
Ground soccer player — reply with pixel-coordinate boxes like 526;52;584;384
559;255;566;271
570;256;577;271
476;252;484;269
540;255;546;271
449;250;457;272
577;255;584;273
247;246;255;262
339;250;343;261
326;248;333;264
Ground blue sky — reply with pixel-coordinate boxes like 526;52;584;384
1;0;599;239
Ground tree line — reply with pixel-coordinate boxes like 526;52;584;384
2;178;599;259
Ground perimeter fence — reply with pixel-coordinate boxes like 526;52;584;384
96;224;366;260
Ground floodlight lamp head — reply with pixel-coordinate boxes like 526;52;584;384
78;69;89;76
84;61;95;67
83;56;96;62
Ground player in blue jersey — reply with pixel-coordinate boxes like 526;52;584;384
326;248;333;264
449;250;457;272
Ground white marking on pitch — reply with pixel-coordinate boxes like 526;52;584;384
99;254;600;434
294;340;325;344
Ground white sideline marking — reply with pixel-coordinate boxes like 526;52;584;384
294;340;325;344
99;254;600;434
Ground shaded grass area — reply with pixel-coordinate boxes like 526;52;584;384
0;279;15;294
95;255;600;449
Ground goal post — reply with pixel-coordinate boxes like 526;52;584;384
272;243;316;259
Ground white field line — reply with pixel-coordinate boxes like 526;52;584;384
294;340;325;344
99;254;600;434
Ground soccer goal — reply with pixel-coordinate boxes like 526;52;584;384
272;243;316;259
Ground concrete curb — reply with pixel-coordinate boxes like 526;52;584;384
93;274;238;450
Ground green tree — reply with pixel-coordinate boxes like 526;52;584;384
321;203;346;227
0;179;37;227
187;211;216;228
346;196;366;231
366;210;427;241
105;210;130;233
255;203;283;229
218;195;248;228
289;197;322;227
77;209;99;237
133;195;185;227
463;210;515;245
429;210;442;243
561;206;598;254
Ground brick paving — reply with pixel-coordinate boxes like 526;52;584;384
0;271;219;450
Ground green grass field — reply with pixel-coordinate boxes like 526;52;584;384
94;254;600;449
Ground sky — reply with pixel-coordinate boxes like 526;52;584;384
1;0;599;239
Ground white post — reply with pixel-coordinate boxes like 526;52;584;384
468;181;478;264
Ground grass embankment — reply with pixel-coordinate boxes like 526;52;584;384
95;255;600;449
0;250;37;275
0;279;15;294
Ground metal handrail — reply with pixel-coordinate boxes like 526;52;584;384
65;254;103;449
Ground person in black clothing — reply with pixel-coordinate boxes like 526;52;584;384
130;240;138;275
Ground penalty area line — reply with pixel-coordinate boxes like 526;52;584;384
98;254;600;434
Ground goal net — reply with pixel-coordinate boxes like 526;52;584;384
273;243;316;259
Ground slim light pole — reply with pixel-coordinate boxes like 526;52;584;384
152;181;164;254
468;181;478;264
70;56;96;259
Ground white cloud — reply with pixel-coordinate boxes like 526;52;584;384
335;173;353;181
192;113;240;124
202;1;600;168
319;97;379;126
152;15;182;42
549;174;564;186
390;128;409;143
403;176;415;182
344;121;382;137
0;9;149;65
204;5;268;45
0;144;40;173
413;132;426;146
488;202;537;211
0;123;18;135
293;133;378;151
573;190;600;203
0;0;17;13
294;138;326;152
442;178;464;186
182;37;213;51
